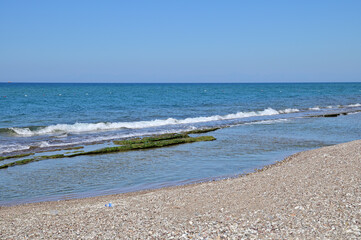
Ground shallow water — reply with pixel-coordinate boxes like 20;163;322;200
0;83;361;205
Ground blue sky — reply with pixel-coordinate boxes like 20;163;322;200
0;0;360;82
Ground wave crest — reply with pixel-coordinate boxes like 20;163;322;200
9;107;299;137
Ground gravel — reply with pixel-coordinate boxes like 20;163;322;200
1;140;360;239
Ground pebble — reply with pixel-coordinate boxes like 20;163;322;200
1;140;361;239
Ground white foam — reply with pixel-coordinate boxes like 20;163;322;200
9;128;34;136
348;103;361;107
0;144;31;154
39;141;51;148
9;107;300;137
309;107;321;110
279;108;299;114
347;112;361;115
244;119;289;125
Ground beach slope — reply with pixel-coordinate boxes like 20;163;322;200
1;140;360;239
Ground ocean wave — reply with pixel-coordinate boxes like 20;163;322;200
0;128;195;154
8;107;299;136
279;108;299;114
0;141;56;154
348;103;361;107
308;103;361;111
244;119;289;125
0;144;31;154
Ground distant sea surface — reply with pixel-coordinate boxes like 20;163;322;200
1;83;361;205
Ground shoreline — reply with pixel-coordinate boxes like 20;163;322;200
0;172;247;207
1;140;360;238
0;148;290;207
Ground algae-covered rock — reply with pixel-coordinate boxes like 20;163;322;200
185;127;221;134
0;153;35;161
113;133;188;145
72;135;216;157
0;154;65;169
0;133;217;169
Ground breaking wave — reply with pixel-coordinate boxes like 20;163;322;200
348;103;361;107
8;107;299;137
244;119;289;125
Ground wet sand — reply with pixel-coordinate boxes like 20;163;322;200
1;140;360;239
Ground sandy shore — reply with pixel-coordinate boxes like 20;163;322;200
1;140;360;239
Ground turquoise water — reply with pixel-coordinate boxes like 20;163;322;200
0;83;361;205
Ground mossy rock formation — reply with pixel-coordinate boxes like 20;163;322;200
0;153;35;161
0;133;216;169
185;127;221;134
76;134;216;157
113;133;188;145
0;154;65;169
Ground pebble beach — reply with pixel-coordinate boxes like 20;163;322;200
1;140;360;239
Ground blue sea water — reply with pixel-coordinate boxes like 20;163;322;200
0;82;361;205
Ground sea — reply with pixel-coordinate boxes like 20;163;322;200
1;82;361;205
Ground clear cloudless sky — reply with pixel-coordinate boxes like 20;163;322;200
0;0;361;83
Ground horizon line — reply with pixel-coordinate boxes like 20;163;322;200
1;81;361;84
